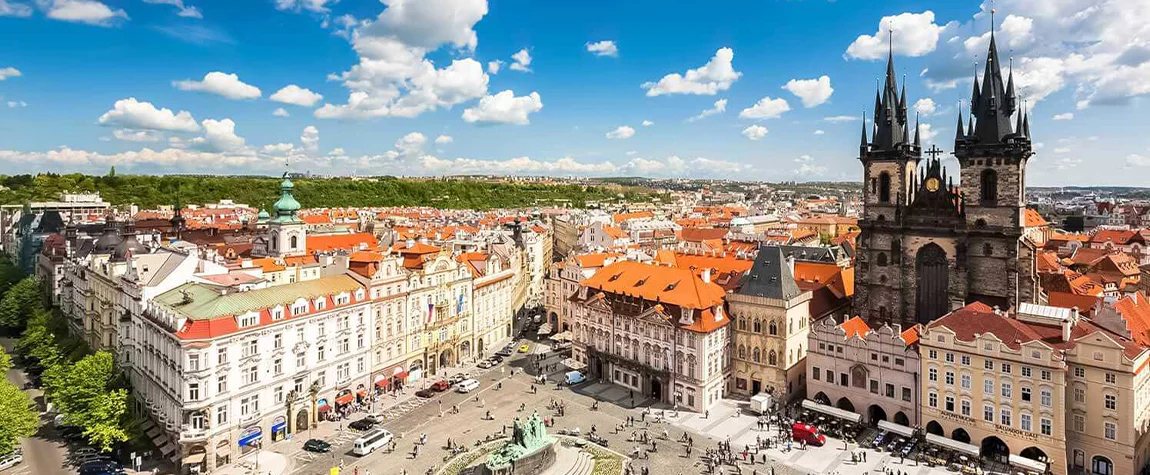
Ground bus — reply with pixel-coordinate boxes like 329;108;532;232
353;428;393;456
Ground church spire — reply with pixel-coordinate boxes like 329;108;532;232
969;8;1015;143
869;25;912;153
860;111;869;151
914;113;922;147
955;109;966;141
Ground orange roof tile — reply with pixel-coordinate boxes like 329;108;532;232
1024;208;1049;227
839;316;871;339
575;252;620;269
581;261;725;310
306;233;379;253
900;325;920;346
612;211;654;224
250;257;286;273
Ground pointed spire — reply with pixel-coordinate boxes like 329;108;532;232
899;76;908;122
967;114;975;137
1005;56;1017;115
914;113;922;147
1015;101;1025;138
970;71;981;116
1023;105;1031;137
874;85;882;123
860;111;869;149
955;109;966;141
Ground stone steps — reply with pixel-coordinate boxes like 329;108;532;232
564;451;593;475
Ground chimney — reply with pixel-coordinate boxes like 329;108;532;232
702;267;712;284
1063;307;1078;342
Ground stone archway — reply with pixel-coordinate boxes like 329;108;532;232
867;405;887;425
925;420;944;436
439;348;455;369
1020;446;1049;464
813;392;831;405
295;409;309;433
214;439;230;468
980;435;1010;463
477;338;485;356
651;377;662;400
893;411;910;426
951;428;971;444
458;341;471;361
836;397;855;413
915;243;950;324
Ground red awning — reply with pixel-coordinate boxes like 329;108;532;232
318;403;332;413
375;379;389;388
335;394;355;406
357;390;368;398
394;371;409;379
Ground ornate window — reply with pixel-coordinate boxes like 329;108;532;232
877;252;888;267
290;235;298;249
768;320;778;335
738;345;746;360
738;317;747;331
752;348;761;363
768;350;777;366
878;172;891;203
752;319;762;333
980;169;998;203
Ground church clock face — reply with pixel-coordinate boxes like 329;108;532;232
925;177;941;192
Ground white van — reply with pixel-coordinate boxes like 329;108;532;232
352;428;393;456
456;379;480;393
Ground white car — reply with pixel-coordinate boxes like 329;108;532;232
0;450;23;470
455;379;480;393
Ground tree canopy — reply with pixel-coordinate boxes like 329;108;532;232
0;173;649;210
0;381;37;455
0;276;40;329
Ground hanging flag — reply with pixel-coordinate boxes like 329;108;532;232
457;293;464;315
427;299;434;323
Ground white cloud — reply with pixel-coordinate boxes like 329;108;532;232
421;155;618;175
301;125;320;155
329;147;345;156
1052;112;1074;120
272;108;290;117
0;67;20;80
487;60;503;74
1054;156;1082;170
1126;154;1150;167
364;0;487;50
142;0;201;19
112;129;163;142
460;90;543;125
190;118;246;153
794;154;813;163
795;163;828;177
641;120;653;126
261;143;296;155
1053;147;1071;154
7;101;26;108
914;97;937;116
43;0;128;26
509;48;532;72
173;72;261;100
586;40;618;57
813;129;825;135
395;132;427;156
845;11;945;60
0;1;33;17
605;126;636;140
782;75;833;108
97;98;200;132
824;115;858;122
434;134;453;144
739;97;790;120
275;0;336;14
270;85;323;107
741;125;768;141
642;47;741;96
918;123;938;143
687;98;727;122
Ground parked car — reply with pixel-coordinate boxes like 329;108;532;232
79;459;122;475
456;379;480;393
564;371;586;385
415;388;437;398
477;360;494;369
0;450;22;470
495;348;514;357
430;380;451;392
303;439;332;453
518;344;530;353
448;373;469;384
349;418;376;431
488;355;504;363
365;413;386;424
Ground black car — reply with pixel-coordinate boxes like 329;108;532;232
415;388;437;398
348;418;376;431
79;460;122;475
303;439;332;453
495;348;514;357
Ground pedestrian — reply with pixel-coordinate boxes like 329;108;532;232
705;410;710;419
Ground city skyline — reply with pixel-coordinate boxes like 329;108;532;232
1;0;1148;185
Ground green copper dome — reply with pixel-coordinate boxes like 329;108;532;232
271;173;302;223
257;208;271;221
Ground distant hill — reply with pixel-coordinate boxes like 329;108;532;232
0;173;648;210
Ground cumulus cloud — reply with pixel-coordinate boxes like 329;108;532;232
795;163;828;177
1052;112;1074;121
270;84;323;107
509;48;532;72
142;0;200;18
173;72;262;100
394;132;427;156
845;11;946;60
272;108;290;117
43;0;128;26
461;90;543;125
487;60;503;74
275;0;336;14
97;98;200;132
301;125;320;155
0;1;33;17
605;126;636;140
642;47;741;96
189;118;246;152
687;99;727;122
739;97;790;120
421;155;618;175
1126;154;1150;167
741;125;767;141
918;123;938;143
112;129;163;143
586;40;618;57
641;120;653;126
914;98;937;116
0;67;20;80
434;135;453;144
782;75;833;108
824;115;858;122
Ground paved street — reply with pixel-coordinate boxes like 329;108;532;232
0;337;71;475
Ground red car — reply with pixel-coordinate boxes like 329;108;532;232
430;380;451;392
791;422;826;447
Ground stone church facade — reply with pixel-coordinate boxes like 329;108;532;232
853;35;1039;329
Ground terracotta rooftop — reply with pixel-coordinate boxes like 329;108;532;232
581;260;725;310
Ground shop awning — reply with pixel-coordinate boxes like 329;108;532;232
924;433;980;456
877;420;914;437
318;403;332;413
375;379;390;388
801;399;862;424
394;371;409;379
561;357;587;370
183;453;206;465
357;390;368;398
550;331;572;341
1009;454;1047;473
335;393;355;406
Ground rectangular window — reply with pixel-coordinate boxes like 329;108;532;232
984;378;994;395
1021;387;1032;402
961;374;971;390
928;350;937;360
1040;370;1051;381
945;352;954;363
357;357;365;374
240;395;259;418
1000;408;1012;426
188;382;200;401
839;373;848;386
812;367;820;381
985;359;994;370
1104;422;1117;440
945;371;954;385
274;333;283;349
217;347;227;365
945;396;955;412
242;339;258;358
273;358;282;376
296;353;306;370
895;358;904;366
244;365;258;386
1021;366;1032;377
1021;413;1032;432
1001;363;1012;374
961;400;971;417
274;385;284;404
1074;367;1085;378
928;392;937;408
983;405;994;422
318;344;326;361
1106;372;1117;384
188;354;200;371
869;379;879;394
217;405;228;425
1040;418;1052;436
885;383;895;398
1074;387;1085;403
826;369;833;383
1001;382;1012;398
960;355;971;366
902;387;912;402
1105;394;1117;410
1073;414;1085;432
239;313;259;327
1041;390;1052;407
929;368;938;382
217;375;227;394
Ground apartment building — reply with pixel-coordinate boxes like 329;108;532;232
570;260;731;412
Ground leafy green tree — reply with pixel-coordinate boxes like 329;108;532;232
0;276;42;329
52;351;115;421
0;381;37;455
81;389;130;452
0;346;12;374
0;256;22;296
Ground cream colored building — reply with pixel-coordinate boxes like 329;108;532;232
727;247;811;402
398;242;475;379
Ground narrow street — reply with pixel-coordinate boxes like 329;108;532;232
0;337;70;475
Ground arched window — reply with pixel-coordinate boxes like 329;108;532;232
738;345;746;360
752;348;761;363
768;320;778;335
878;172;891;203
752;319;762;333
289;235;298;249
877;252;888;267
738;317;747;331
1092;456;1113;475
768;350;777;366
981;169;998;203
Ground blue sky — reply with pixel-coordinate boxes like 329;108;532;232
0;0;1148;185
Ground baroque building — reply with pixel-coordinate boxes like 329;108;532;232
853;30;1038;329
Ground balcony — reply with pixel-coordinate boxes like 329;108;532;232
178;425;209;442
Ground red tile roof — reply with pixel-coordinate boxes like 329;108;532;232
306;233;379;253
581;261;725;310
840;316;871;339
